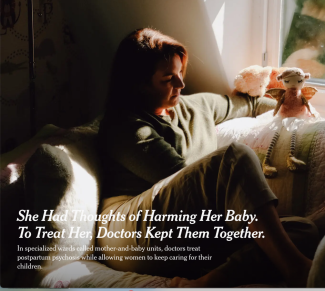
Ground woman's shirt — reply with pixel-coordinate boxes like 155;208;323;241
98;93;276;197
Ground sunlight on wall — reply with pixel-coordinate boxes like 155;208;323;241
212;3;225;55
204;0;255;89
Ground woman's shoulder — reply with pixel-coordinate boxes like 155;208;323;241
98;109;163;141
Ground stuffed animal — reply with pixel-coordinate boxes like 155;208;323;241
233;65;286;98
263;67;318;178
266;67;289;91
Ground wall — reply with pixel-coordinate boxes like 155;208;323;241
205;0;269;87
59;0;231;120
2;0;259;151
1;0;90;152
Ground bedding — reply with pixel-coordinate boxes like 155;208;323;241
216;109;325;218
0;119;175;288
1;119;102;286
308;235;325;287
1;112;324;287
39;260;171;288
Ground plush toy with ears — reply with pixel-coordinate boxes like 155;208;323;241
263;67;318;178
233;65;287;98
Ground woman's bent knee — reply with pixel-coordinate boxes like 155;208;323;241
226;142;261;166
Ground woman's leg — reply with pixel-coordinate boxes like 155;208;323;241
246;204;314;287
168;143;318;287
158;142;316;287
171;215;319;287
98;142;315;286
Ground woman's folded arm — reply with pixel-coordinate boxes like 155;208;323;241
105;120;186;185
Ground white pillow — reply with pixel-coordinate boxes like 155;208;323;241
216;109;325;216
22;124;101;278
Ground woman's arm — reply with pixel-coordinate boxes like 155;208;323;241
254;96;277;116
100;117;186;185
202;93;276;125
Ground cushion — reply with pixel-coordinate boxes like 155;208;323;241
308;235;325;287
24;143;100;270
0;118;102;286
216;110;325;217
24;129;101;273
39;260;171;288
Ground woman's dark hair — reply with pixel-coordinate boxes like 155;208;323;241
107;28;188;110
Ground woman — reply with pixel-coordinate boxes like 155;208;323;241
97;28;318;287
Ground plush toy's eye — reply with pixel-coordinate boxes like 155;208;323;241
284;80;289;83
298;80;303;83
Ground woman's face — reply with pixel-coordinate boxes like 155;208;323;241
144;54;185;114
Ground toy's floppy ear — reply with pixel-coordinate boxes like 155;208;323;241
265;88;286;101
304;73;311;80
302;87;318;100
